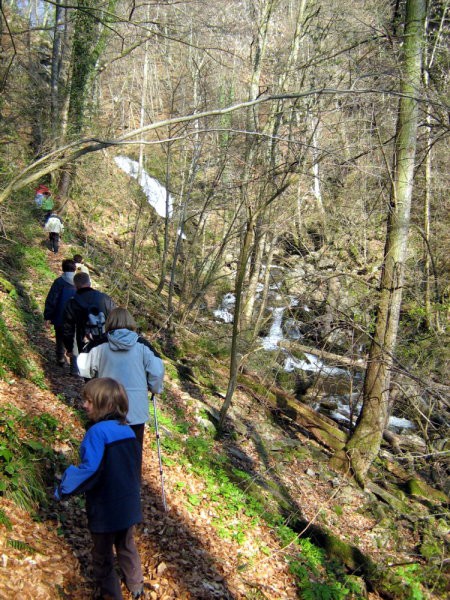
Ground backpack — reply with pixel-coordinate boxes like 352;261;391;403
75;294;106;341
85;305;106;340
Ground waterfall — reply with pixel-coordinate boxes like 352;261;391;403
261;307;285;350
213;293;235;323
114;156;173;218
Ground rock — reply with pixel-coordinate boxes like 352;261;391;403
194;415;216;433
404;478;448;503
336;485;360;505
228;446;252;463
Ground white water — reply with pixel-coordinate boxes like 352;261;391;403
114;156;173;218
213;293;235;323
262;307;285;350
284;353;348;377
213;292;415;433
324;398;415;432
388;416;415;430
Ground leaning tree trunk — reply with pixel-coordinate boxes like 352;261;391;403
331;0;427;485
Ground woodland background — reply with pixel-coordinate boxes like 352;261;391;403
0;1;449;599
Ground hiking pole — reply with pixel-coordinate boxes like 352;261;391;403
150;393;168;512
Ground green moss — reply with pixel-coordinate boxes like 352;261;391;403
164;361;179;381
0;276;15;294
0;405;71;511
0;310;30;379
404;478;448;503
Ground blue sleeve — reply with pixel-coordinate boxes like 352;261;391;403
57;426;106;497
44;280;60;321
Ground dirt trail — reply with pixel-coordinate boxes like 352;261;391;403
1;250;286;599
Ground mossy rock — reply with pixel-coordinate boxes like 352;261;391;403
404;477;448;503
367;482;411;514
358;500;387;522
0;276;15;294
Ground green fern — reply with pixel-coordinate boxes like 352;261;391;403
0;508;12;531
298;538;325;570
7;539;37;554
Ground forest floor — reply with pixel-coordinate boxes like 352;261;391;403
0;246;445;600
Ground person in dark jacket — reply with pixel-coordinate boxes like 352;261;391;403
55;378;144;599
62;272;115;374
44;259;76;366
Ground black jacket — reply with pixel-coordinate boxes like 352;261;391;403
62;287;115;352
83;332;161;358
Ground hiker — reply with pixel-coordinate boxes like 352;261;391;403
55;378;145;600
34;184;50;209
43;259;77;366
73;253;90;275
41;191;54;212
80;307;164;451
41;191;55;224
62;272;115;374
44;211;64;253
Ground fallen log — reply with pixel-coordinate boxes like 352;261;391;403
278;340;367;370
238;376;347;452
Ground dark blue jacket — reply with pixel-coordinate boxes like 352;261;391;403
56;418;142;533
44;274;76;327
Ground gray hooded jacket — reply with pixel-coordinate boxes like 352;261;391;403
85;329;164;425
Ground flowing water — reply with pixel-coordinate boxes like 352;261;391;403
214;291;414;433
114;156;173;218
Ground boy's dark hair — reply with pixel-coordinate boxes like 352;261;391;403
73;254;83;263
74;272;91;289
62;259;76;273
82;378;128;423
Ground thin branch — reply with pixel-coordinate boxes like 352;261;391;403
1;87;448;205
0;3;18;92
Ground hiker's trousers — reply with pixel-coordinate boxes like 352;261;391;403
48;232;60;253
54;325;65;362
91;526;143;599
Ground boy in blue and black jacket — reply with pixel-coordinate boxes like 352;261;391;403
55;378;144;600
44;259;77;366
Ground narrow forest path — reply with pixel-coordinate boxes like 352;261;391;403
0;249;297;599
4;244;431;600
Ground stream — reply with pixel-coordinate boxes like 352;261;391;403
214;292;415;434
113;154;415;435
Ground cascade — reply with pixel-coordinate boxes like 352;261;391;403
213;289;415;433
114;156;173;218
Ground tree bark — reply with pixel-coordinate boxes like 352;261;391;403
331;0;427;485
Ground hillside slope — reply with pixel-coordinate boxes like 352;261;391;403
0;189;448;600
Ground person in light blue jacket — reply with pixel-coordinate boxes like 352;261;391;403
83;307;164;450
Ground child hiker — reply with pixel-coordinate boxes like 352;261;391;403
55;378;145;599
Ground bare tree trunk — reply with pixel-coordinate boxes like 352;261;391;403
253;231;276;337
331;0;427;485
423;3;447;331
126;32;150;305
219;217;255;427
242;217;265;323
